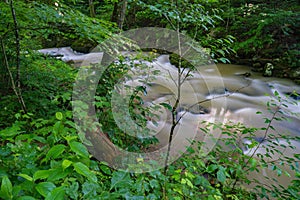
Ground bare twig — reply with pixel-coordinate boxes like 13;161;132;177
175;82;251;126
1;38;27;112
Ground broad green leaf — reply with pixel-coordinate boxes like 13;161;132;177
64;135;78;143
35;182;56;197
110;171;132;190
1;176;13;200
18;174;33;182
249;158;258;168
0;124;22;138
55;112;63;120
82;182;100;197
217;167;226;183
73;162;97;182
149;179;159;189
62;159;73;170
69;141;89;158
33;170;51;180
181;178;193;188
52;121;63;137
47;168;71;182
181;178;186;184
207;164;218;173
99;164;111;175
12;185;22;199
46;144;66;160
208;195;215;200
186;179;193;188
45;186;65;200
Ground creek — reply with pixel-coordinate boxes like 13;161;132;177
40;47;300;191
119;54;300;190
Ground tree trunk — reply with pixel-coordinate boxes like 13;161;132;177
111;2;119;23
88;0;96;18
117;0;127;30
110;0;127;30
8;0;27;112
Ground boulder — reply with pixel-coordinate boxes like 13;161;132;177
38;47;103;67
71;38;97;53
263;63;274;77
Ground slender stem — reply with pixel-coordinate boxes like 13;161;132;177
230;103;280;191
244;106;280;168
10;0;21;88
164;14;183;174
175;83;251;126
1;38;27;112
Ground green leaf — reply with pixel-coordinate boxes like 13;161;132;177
284;171;291;177
55;112;63;120
73;162;97;182
46;144;66;160
52;121;63;137
62;160;73;170
33;170;51;180
1;176;13;200
100;164;111;175
219;57;230;63
159;103;172;111
16;196;36;200
110;171;132;190
181;178;193;188
0;124;22;138
149;179;159;189
250;158;258;168
18;174;33;182
207;164;218;173
277;168;282;176
45;186;65;200
35;182;56;197
217;167;226;183
47;168;71;182
69;141;89;158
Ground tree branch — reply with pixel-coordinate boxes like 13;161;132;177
10;0;21;88
1;38;27;112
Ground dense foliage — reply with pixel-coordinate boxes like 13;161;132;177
223;1;300;79
0;0;299;199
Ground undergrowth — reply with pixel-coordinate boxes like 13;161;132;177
0;55;299;199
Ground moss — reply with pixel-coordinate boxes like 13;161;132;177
71;38;97;53
169;53;194;69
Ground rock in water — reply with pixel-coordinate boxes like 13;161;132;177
38;47;103;67
263;63;274;77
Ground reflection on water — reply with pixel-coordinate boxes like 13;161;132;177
122;55;300;190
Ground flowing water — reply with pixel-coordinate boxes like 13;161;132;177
40;47;299;193
119;54;300;191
